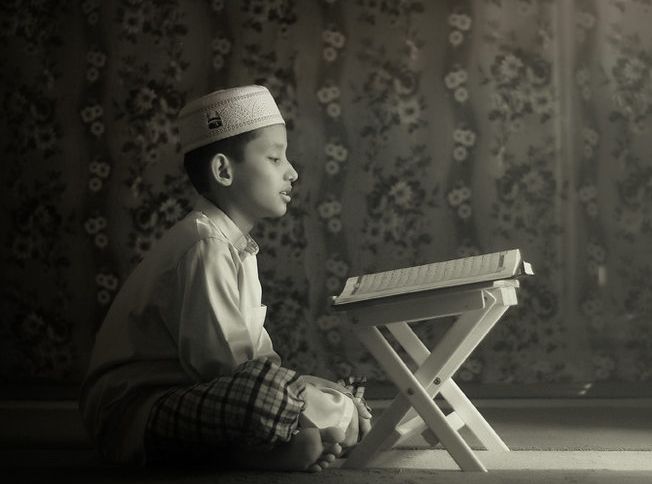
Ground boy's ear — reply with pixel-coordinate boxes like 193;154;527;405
210;153;233;187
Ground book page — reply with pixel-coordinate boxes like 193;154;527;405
335;250;520;305
354;253;501;295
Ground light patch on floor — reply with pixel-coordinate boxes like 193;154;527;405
338;450;652;471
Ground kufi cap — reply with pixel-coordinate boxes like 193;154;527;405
178;85;285;154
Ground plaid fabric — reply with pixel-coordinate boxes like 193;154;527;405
145;358;305;461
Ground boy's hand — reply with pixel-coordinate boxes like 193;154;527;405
352;397;372;440
336;375;372;442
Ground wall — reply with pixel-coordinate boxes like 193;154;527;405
1;0;652;396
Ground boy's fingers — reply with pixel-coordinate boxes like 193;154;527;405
359;417;372;439
353;398;372;419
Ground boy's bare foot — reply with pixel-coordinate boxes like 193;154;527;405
234;426;345;473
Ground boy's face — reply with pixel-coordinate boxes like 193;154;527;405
228;124;298;227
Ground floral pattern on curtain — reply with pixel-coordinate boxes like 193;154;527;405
1;0;651;389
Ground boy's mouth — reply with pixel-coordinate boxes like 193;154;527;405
280;190;292;203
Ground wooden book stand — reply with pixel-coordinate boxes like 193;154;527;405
336;279;519;472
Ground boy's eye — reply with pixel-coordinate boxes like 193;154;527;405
269;157;281;164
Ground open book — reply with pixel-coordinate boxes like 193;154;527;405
332;249;533;306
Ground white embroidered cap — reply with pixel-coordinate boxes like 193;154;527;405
178;85;285;154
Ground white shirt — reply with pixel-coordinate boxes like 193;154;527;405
80;196;280;463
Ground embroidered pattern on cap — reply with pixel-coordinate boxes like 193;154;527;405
205;109;223;130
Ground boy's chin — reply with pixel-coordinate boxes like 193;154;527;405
264;206;289;219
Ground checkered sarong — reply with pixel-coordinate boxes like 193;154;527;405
145;358;305;461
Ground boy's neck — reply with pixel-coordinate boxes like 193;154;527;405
202;193;254;235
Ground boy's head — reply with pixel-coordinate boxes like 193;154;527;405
179;86;298;230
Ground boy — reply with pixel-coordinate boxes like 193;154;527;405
80;85;371;472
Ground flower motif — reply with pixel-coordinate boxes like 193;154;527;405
454;87;468;103
325;160;339;175
491;92;509;113
326;102;341;118
389;180;413;209
23;312;46;338
90;121;105;137
622;58;646;86
327;218;342;233
453;145;468;162
583;127;598;145
34;126;57;151
135;235;152;257
576;11;595;29
88;177;102;192
448;13;472;31
498;54;524;82
393;75;416;96
323;46;337;62
458;203;472;219
444;71;461;89
84;217;103;234
397;97;420;125
326;276;341;292
449;30;463;46
86;50;106;67
330;31;346;49
531;89;553;115
160;198;183;222
97;289;111;305
587;243;606;262
211;37;231;55
134;86;156;113
96;273;119;291
462;130;476;146
523;171;545;193
122;8;144;35
318;200;342;219
447;188;465;207
81;105;99;123
90;160;111;178
86;67;99;82
330;144;349;162
212;55;224;70
317;85;340;104
94;233;108;248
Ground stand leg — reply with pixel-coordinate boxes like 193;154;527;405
345;326;486;471
387;292;511;452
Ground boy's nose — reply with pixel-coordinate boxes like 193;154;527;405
287;162;299;182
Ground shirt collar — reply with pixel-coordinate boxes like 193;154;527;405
194;196;259;257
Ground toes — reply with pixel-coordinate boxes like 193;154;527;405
307;463;323;473
320;426;346;444
316;458;332;470
320;453;335;464
323;442;342;457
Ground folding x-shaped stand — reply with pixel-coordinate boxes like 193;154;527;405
337;280;519;472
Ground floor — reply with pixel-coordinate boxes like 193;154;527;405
2;399;652;483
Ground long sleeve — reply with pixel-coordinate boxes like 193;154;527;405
173;237;278;380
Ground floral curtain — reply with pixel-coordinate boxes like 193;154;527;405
2;0;651;392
